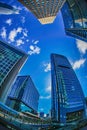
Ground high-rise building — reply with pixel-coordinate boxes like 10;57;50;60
39;112;44;118
18;0;66;24
0;40;28;103
0;2;19;15
61;0;87;42
6;76;39;115
51;54;86;123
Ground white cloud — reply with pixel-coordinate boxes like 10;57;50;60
21;16;25;23
9;27;22;42
73;58;86;70
17;27;22;33
23;32;28;37
43;63;51;72
23;28;28;37
26;39;29;42
6;19;12;26
40;95;51;99
28;45;41;55
46;85;51;93
33;40;39;44
0;27;6;39
30;45;34;50
76;39;87;54
16;39;24;46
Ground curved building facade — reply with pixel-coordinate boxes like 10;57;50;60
61;0;87;42
0;41;28;103
51;54;86;123
6;76;39;115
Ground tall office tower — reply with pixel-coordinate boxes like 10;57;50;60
18;0;66;24
61;0;87;42
0;2;19;15
6;76;39;115
0;41;28;103
51;54;86;123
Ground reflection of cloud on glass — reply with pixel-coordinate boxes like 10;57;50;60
76;39;87;54
72;59;86;70
28;45;41;55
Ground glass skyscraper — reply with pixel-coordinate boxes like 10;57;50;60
61;0;87;42
0;2;19;14
0;41;28;103
6;76;39;115
18;0;66;24
51;54;86;123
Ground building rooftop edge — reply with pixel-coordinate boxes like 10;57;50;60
51;53;67;58
0;40;28;57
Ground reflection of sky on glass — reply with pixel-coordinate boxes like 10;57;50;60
0;0;87;114
61;1;87;29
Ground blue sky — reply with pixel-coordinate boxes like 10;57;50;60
0;0;87;114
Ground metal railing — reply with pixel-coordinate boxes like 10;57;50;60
0;106;51;130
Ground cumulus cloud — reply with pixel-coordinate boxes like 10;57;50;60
26;39;29;42
33;40;39;44
9;27;22;42
6;19;12;26
76;39;87;54
28;45;41;55
46;85;51;93
43;63;51;72
73;58;86;70
0;27;7;39
40;95;51;99
16;39;24;46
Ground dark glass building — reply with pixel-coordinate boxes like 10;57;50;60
6;76;39;115
18;0;66;24
0;2;19;14
61;0;87;42
0;41;28;103
51;54;86;123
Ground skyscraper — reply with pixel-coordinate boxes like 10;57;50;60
18;0;66;24
51;54;86;123
0;2;19;15
61;0;87;42
6;76;39;115
0;40;28;103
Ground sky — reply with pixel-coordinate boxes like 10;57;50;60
0;0;87;114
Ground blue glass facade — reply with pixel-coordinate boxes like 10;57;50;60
61;0;87;42
6;76;39;114
0;41;28;103
51;54;86;123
